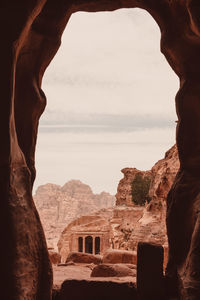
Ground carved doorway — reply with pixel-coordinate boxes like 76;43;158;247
85;236;93;254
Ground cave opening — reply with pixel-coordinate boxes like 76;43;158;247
33;6;179;287
35;8;178;197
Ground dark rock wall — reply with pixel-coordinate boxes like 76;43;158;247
2;0;200;299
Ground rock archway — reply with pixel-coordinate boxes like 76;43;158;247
2;0;200;299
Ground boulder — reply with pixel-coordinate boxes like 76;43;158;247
59;279;137;300
49;251;61;265
57;261;75;267
103;249;137;264
91;263;136;277
66;252;102;264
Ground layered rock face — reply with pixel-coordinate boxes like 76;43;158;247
149;144;179;204
116;168;152;206
34;180;115;250
116;145;179;208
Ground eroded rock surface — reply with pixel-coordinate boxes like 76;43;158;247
66;252;102;265
49;251;61;265
116;168;152;206
91;264;136;278
103;249;137;265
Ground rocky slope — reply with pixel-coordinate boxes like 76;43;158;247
34;180;115;250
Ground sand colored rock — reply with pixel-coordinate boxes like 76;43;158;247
66;252;102;265
49;251;61;265
148;144;179;210
91;264;136;278
103;249;137;265
116;145;179;208
116;168;152;206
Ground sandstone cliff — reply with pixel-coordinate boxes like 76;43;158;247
149;144;179;204
116;144;179;207
115;168;152;206
114;145;179;260
34;180;115;250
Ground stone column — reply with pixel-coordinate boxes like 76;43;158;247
83;236;86;253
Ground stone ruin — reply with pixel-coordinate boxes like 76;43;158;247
58;215;111;263
2;1;200;299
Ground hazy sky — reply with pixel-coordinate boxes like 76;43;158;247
34;8;179;195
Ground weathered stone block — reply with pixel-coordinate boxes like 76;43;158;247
103;249;137;264
66;252;102;264
137;242;165;300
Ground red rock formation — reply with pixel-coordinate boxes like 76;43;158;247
116;145;179;208
49;251;61;265
91;264;136;278
116;168;151;206
4;1;200;298
103;249;137;265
